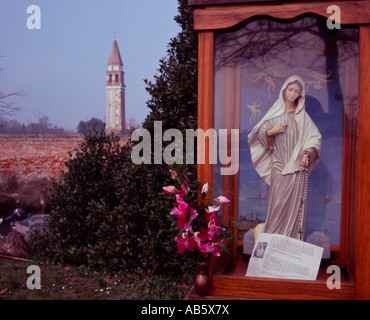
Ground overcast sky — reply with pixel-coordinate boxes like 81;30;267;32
0;0;180;130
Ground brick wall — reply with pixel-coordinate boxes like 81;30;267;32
0;136;84;182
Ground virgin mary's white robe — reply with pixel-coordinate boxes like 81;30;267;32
248;75;322;240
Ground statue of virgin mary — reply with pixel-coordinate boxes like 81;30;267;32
248;75;322;240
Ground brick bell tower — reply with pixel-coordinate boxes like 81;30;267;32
105;38;126;134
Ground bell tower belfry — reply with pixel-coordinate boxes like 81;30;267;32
105;38;126;134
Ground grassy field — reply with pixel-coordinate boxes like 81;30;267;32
0;257;192;300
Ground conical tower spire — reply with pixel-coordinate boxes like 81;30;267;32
108;39;123;66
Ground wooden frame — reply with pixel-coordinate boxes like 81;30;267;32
193;0;370;300
356;24;370;300
192;1;370;30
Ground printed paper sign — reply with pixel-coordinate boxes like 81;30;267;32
246;233;323;280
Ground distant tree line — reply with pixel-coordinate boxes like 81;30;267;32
77;117;142;136
0;115;67;135
0;116;140;136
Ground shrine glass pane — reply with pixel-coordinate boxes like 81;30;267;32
212;16;359;246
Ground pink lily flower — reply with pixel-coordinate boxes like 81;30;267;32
207;219;226;242
215;196;231;205
195;228;210;242
207;242;223;257
175;233;197;254
201;183;209;194
193;236;212;257
205;205;220;221
193;236;224;257
162;185;177;194
179;177;190;196
170;198;188;229
184;206;197;232
170;194;197;231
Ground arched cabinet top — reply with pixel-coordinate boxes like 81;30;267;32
193;0;370;31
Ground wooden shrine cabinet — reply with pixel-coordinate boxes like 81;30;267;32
189;0;370;300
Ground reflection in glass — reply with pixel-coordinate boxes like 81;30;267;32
213;16;359;245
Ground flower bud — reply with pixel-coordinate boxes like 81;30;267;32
169;169;178;179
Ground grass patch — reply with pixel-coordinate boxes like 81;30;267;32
0;257;192;300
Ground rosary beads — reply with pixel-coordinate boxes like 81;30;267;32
297;152;309;240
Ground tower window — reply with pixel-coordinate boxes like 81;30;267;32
115;74;119;83
109;74;112;83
